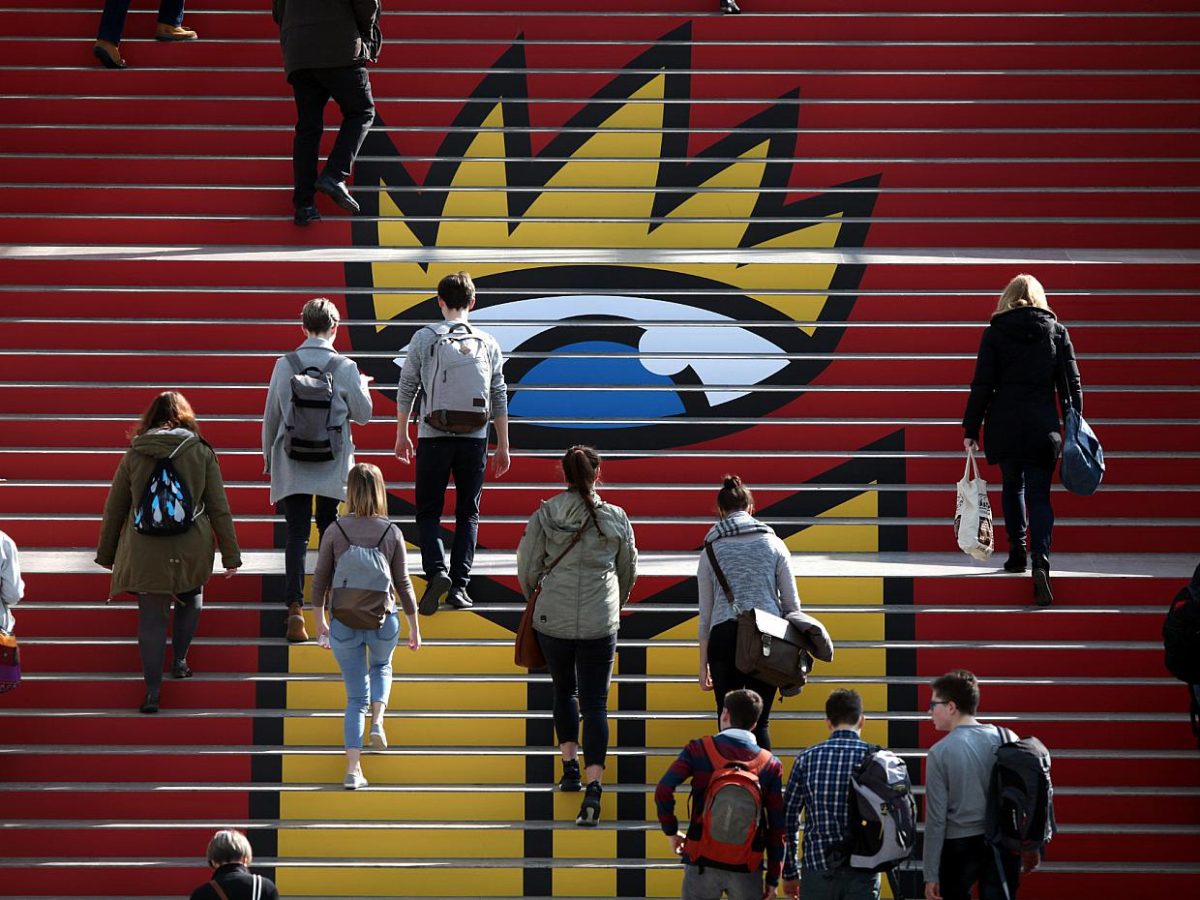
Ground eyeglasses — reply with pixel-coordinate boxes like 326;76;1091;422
928;700;951;711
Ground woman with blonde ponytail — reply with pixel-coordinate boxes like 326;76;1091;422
697;475;799;750
517;446;638;826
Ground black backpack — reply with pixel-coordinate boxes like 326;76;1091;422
1163;564;1200;746
283;352;344;462
133;438;199;536
986;727;1056;856
828;747;918;899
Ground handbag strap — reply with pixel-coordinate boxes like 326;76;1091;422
535;525;586;591
208;880;231;900
704;540;738;613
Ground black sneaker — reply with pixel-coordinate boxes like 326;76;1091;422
446;588;474;610
1032;555;1053;607
559;759;582;792
171;658;193;679
720;0;741;13
293;205;321;226
419;572;452;616
576;780;602;826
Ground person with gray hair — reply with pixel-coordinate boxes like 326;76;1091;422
188;829;280;900
263;298;374;643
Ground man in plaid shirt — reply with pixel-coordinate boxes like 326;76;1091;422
781;689;879;900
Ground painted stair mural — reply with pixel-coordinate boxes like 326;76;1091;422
0;0;1198;898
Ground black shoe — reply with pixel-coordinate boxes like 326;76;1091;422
315;173;360;213
576;780;602;826
1003;546;1028;573
293;205;321;226
720;0;741;13
446;588;474;610
139;689;160;714
1032;555;1053;607
559;758;582;792
419;572;452;616
171;659;192;679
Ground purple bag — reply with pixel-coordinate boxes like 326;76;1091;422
0;631;20;693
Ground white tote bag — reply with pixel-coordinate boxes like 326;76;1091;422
955;449;994;560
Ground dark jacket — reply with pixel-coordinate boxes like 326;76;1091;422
96;428;242;596
189;863;280;900
962;306;1083;466
273;0;381;76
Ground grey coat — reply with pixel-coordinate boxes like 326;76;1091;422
273;0;381;76
262;337;374;504
516;490;637;641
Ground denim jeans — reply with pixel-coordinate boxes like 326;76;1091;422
707;619;777;750
289;65;375;207
97;0;185;44
998;460;1054;559
800;867;881;900
414;436;487;593
536;630;617;769
939;835;1020;900
329;612;400;749
681;863;764;900
278;494;340;606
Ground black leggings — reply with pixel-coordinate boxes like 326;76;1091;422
707;619;777;750
939;835;1020;900
137;591;201;690
535;631;617;769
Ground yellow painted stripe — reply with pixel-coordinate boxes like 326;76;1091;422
282;754;527;785
283;717;528;747
279;827;524;859
554;867;617;895
553;828;616;858
289;644;527;675
275;865;524;897
281;791;526;822
646;867;687;898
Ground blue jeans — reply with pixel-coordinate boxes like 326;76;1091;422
329;613;399;749
800;867;881;900
414;436;487;592
998;460;1054;559
97;0;185;43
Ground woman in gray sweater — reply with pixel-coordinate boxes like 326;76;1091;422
697;476;799;750
517;446;638;826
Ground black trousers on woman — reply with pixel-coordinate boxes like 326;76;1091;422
706;618;777;750
535;631;617;769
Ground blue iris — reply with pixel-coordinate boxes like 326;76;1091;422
509;341;684;428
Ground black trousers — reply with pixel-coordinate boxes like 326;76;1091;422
939;835;1020;900
706;619;777;750
535;630;617;769
288;64;375;207
137;591;201;690
278;494;339;606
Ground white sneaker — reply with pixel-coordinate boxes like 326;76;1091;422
343;772;368;790
369;724;388;750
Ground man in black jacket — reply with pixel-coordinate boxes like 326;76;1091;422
272;0;381;226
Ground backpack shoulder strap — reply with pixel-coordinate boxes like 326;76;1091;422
251;873;262;900
207;881;231;900
746;747;772;776
700;735;728;771
318;352;343;376
374;521;395;549
284;351;305;375
334;519;350;544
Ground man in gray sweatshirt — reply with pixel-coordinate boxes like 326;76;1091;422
923;669;1039;900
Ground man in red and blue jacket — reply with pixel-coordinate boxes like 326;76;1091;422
655;688;786;900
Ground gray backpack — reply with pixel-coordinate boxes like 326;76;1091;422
283;352;345;462
329;521;395;630
421;322;492;433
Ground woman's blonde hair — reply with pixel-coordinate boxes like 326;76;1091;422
994;273;1052;317
346;463;387;517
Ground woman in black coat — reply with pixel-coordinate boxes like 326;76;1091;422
962;274;1082;606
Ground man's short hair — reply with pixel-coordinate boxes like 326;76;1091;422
438;271;476;309
825;688;863;727
723;688;763;731
206;829;253;866
301;297;339;334
931;669;980;716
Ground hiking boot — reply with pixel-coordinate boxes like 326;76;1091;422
419;572;452;616
576;780;602;826
559;758;582;792
446;587;474;610
1032;555;1053;607
286;602;309;642
154;23;198;41
1003;544;1028;573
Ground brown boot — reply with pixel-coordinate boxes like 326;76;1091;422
286;602;309;643
92;40;126;69
155;23;198;42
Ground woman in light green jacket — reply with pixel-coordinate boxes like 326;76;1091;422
517;446;637;827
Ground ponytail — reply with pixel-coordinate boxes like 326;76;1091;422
716;474;754;516
562;445;604;536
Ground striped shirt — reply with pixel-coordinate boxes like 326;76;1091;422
783;729;872;879
655;729;787;886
